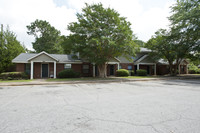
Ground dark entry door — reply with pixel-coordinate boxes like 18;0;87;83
42;64;48;78
110;65;115;75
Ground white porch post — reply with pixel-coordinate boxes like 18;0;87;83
31;61;33;79
137;63;140;70
117;63;120;70
93;63;95;77
92;63;96;77
54;61;56;79
154;63;157;75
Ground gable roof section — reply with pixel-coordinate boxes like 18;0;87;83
27;51;58;61
12;52;82;63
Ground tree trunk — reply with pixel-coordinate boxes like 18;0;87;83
169;62;175;76
98;63;107;78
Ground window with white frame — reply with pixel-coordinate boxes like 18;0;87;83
128;65;132;70
64;64;71;69
82;65;89;74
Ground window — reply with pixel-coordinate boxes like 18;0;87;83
64;64;71;69
128;65;132;70
119;65;122;69
25;63;31;75
83;65;89;74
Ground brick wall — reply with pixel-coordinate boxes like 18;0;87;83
120;63;134;70
72;64;82;73
33;63;41;79
56;64;64;76
16;63;25;72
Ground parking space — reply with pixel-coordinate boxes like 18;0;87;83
0;79;200;133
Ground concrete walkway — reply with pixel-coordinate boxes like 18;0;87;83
0;74;199;86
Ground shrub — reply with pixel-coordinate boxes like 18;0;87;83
58;69;80;78
188;63;200;74
130;70;135;76
116;69;129;77
0;72;29;80
136;69;147;76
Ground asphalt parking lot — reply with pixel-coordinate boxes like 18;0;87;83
0;79;200;133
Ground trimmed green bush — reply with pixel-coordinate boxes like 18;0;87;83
130;70;135;76
0;72;29;80
58;69;80;78
136;69;147;76
116;69;129;77
188;63;200;74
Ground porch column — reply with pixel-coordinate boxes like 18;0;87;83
92;63;95;77
186;64;188;74
137;63;140;70
178;64;181;74
117;63;120;70
154;63;157;75
54;61;56;79
31;61;33;79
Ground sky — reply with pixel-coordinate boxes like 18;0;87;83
0;0;175;50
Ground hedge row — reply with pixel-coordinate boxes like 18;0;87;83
116;69;130;77
0;72;29;80
136;69;147;76
57;69;80;78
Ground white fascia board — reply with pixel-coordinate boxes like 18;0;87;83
27;51;58;61
135;54;148;63
58;62;83;64
12;61;28;63
107;62;119;64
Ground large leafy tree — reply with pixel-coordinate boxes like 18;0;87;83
62;3;138;78
0;25;25;73
146;0;200;75
169;0;200;55
146;29;178;75
27;19;63;54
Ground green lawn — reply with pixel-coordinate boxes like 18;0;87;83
0;79;32;83
46;77;116;82
119;76;159;79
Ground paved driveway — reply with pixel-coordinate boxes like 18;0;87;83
0;80;199;133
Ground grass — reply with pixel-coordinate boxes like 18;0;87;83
119;76;159;79
0;79;32;83
46;77;116;82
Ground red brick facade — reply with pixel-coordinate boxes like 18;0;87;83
15;62;188;78
16;63;25;72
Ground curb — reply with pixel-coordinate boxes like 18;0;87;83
0;76;199;86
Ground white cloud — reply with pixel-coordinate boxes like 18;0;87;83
0;0;77;50
0;0;175;50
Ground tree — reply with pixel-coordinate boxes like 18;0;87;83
146;29;179;75
146;0;200;75
134;39;145;47
62;3;138;78
169;0;200;53
0;25;25;73
27;19;63;54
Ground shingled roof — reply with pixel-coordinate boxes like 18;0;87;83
12;52;82;63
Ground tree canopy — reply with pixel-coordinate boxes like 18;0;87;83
146;0;200;75
0;25;25;73
62;3;138;77
169;0;200;53
27;19;63;54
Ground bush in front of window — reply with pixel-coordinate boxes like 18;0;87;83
116;69;129;77
58;69;80;78
130;70;135;76
136;69;147;76
0;72;29;80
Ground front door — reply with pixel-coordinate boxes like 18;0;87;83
110;65;115;75
42;64;48;78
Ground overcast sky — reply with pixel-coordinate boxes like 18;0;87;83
0;0;175;50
